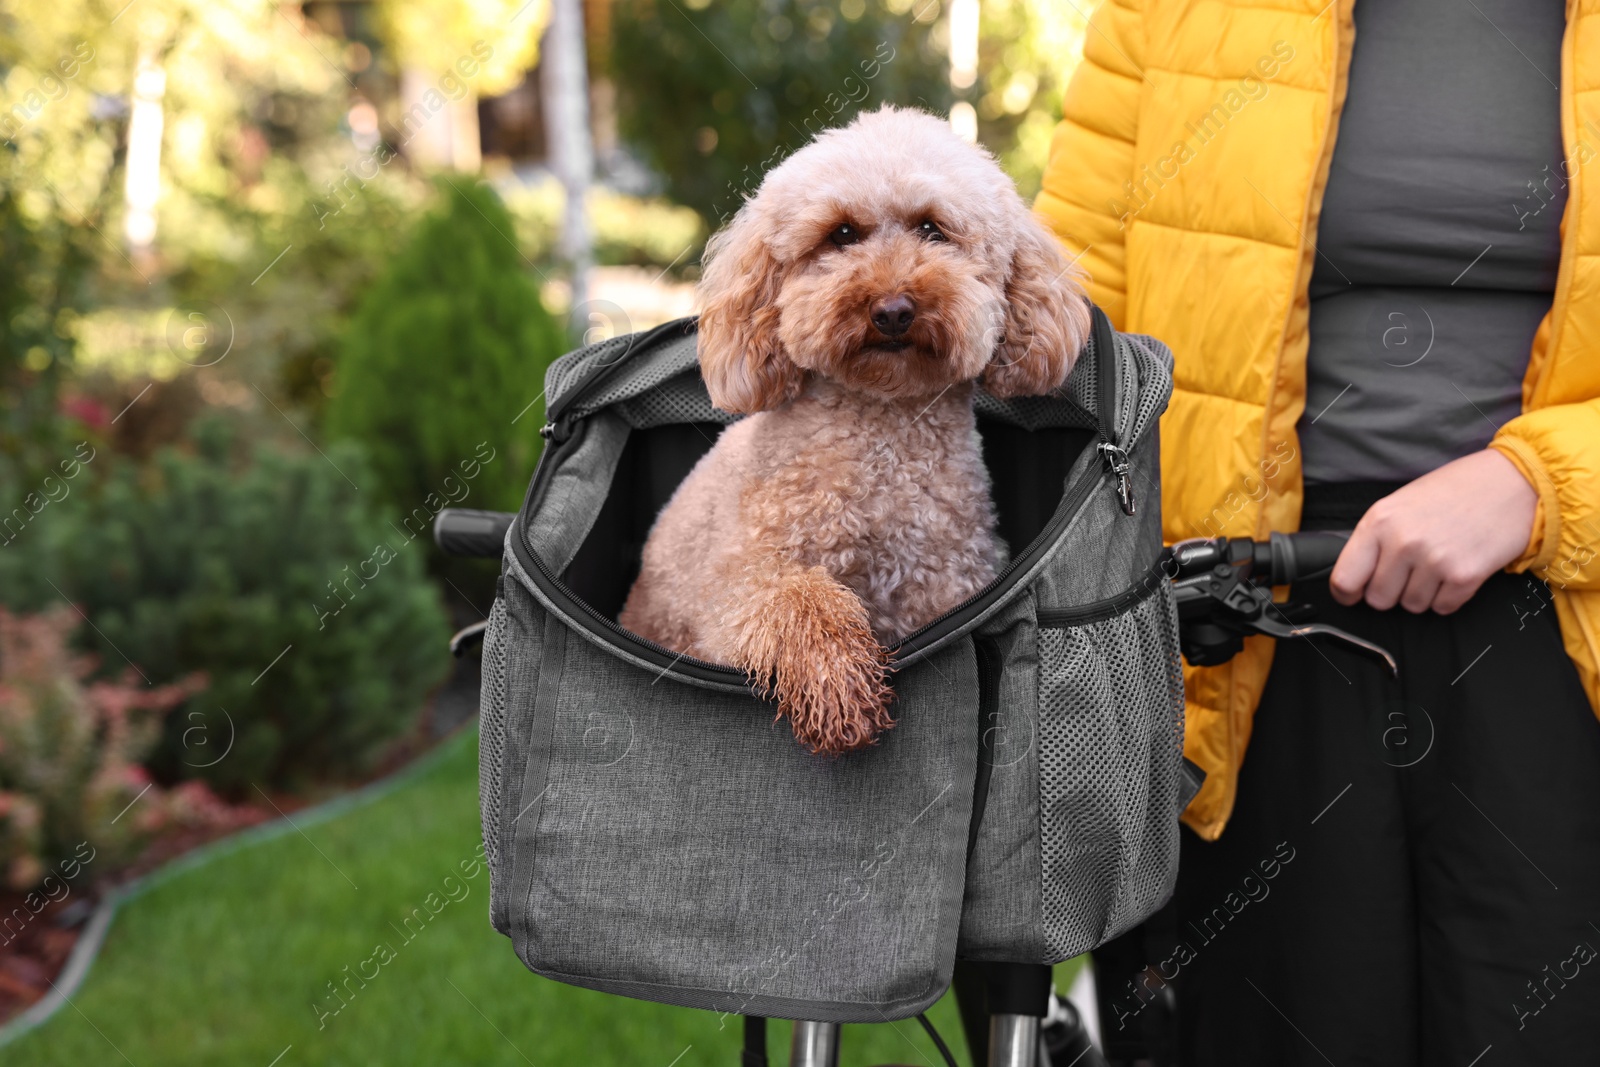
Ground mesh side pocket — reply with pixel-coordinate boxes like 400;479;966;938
479;596;511;882
1037;582;1185;961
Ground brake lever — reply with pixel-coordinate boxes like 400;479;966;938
1172;565;1398;678
1244;613;1399;677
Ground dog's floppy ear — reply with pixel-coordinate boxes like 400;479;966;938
982;215;1092;398
697;208;804;414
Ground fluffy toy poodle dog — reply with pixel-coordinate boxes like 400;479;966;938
619;105;1091;756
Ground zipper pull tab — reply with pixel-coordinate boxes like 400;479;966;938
1098;441;1136;516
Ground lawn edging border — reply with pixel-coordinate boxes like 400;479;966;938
0;724;478;1049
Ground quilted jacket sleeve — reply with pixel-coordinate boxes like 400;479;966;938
1033;0;1146;330
1491;398;1600;590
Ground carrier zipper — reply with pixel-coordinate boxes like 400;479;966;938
966;636;1002;866
1089;305;1136;517
517;529;751;682
516;414;1115;677
1035;556;1172;628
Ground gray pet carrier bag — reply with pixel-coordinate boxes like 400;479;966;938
477;308;1189;1023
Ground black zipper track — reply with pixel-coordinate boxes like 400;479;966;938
1035;556;1170;628
514;418;1111;680
966;636;1002;866
514;420;750;684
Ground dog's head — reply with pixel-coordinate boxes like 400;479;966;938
697;105;1090;412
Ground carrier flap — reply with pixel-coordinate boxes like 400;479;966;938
496;544;984;1022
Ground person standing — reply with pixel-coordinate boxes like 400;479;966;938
1038;0;1600;1062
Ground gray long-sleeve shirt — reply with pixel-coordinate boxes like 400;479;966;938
1298;0;1566;485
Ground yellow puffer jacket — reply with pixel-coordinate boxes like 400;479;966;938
1036;0;1600;841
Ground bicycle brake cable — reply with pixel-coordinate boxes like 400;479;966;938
915;1012;961;1067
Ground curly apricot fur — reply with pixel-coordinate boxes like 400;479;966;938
618;106;1089;754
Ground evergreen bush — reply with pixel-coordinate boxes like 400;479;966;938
610;0;950;225
0;421;452;793
324;180;565;522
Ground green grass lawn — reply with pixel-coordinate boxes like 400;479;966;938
3;725;1081;1066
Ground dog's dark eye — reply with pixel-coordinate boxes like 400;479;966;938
829;223;860;247
916;220;947;242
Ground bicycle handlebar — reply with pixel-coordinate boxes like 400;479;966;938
1167;529;1397;677
433;508;515;558
1168;530;1350;587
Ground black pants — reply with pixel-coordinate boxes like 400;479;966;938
1170;483;1600;1066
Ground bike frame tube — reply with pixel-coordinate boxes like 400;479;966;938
990;1013;1043;1067
784;1014;1042;1067
789;1021;840;1067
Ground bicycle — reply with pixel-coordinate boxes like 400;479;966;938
434;508;1395;1067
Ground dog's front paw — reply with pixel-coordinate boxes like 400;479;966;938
734;566;895;756
775;627;894;756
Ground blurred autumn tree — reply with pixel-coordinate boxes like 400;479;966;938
970;0;1087;198
609;0;950;226
0;0;555;438
375;0;546;96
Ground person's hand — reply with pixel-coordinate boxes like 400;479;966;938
1329;448;1538;615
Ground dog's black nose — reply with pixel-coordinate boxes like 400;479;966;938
870;295;915;337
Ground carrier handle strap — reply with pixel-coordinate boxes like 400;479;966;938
1088;303;1136;516
1090;303;1119;448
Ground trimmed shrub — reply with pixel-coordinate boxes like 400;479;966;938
0;422;452;794
323;180;565;520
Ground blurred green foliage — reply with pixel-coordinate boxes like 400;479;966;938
0;182;94;486
168;170;424;418
502;182;705;274
373;0;547;97
0;421;451;793
324;179;563;521
610;0;951;225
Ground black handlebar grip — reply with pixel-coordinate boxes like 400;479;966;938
433;509;516;558
1267;530;1351;586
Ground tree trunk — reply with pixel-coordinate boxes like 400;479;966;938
541;0;594;319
